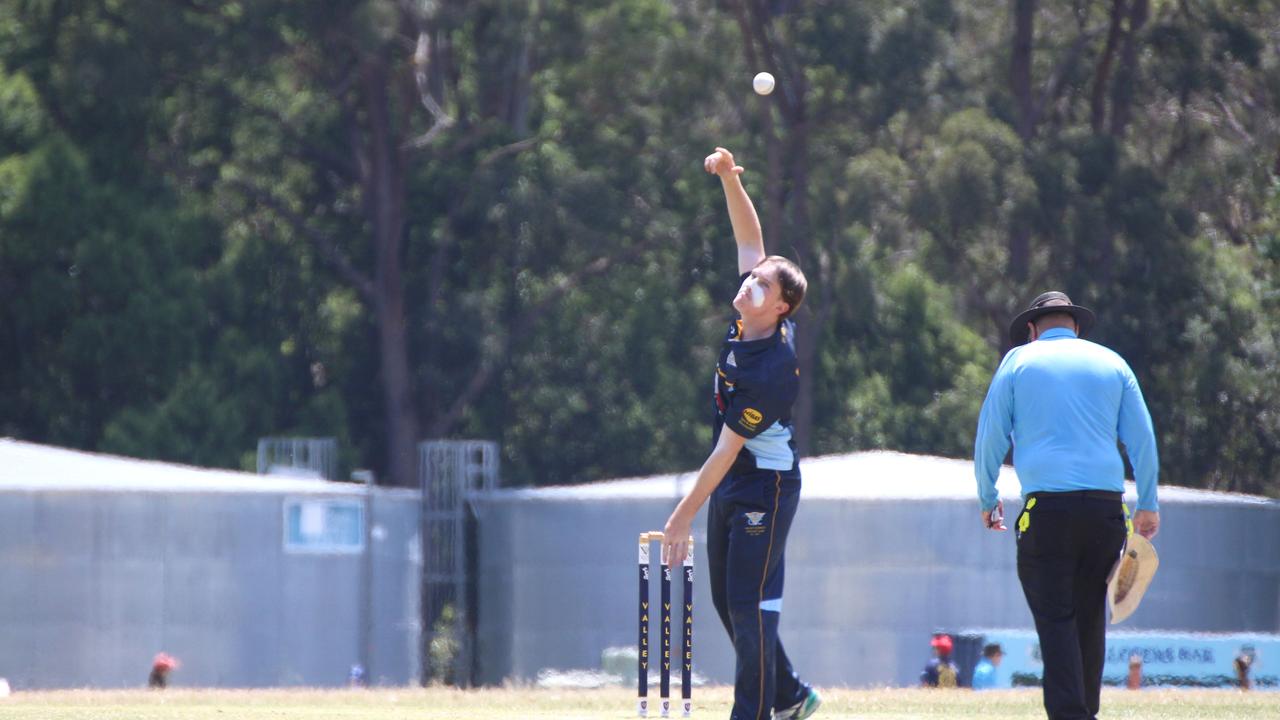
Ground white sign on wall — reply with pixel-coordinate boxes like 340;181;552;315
283;499;365;554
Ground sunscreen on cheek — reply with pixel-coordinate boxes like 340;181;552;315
748;280;765;308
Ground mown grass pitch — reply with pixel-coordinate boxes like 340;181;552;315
0;686;1274;719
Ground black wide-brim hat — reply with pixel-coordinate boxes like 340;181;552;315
1009;291;1095;345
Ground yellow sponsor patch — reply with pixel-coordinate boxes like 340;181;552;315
741;408;763;427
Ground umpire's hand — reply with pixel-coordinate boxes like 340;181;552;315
1134;510;1159;539
980;500;1007;531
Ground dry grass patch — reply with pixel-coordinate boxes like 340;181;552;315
0;686;1272;719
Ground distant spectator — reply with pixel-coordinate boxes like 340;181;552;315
1126;653;1143;689
921;634;959;688
148;652;179;689
1235;645;1256;690
971;643;1003;690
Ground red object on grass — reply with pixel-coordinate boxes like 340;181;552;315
152;653;180;672
930;634;954;655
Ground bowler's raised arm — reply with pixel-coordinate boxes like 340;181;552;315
704;147;765;275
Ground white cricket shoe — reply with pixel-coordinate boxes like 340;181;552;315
774;688;821;720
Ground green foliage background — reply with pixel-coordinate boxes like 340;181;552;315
0;0;1276;495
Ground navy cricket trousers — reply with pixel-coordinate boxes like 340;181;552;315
706;468;807;720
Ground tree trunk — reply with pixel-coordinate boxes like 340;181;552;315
1010;0;1037;140
422;229;449;429
1008;225;1031;282
763;119;784;254
473;2;533;137
734;0;816;456
1091;0;1128;134
784;105;815;457
363;57;421;488
1108;0;1149;139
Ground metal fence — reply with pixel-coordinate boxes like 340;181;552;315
256;437;338;480
419;440;499;686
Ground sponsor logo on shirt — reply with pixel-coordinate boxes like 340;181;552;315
740;407;763;431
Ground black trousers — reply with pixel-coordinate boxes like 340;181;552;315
1015;492;1127;720
706;468;807;720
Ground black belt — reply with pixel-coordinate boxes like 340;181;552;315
1028;490;1122;501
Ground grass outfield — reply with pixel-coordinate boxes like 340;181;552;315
0;687;1275;719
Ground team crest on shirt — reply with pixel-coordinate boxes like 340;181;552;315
744;511;767;535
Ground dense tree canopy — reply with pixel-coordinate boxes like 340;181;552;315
1;0;1277;496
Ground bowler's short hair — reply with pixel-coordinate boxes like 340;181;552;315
756;255;806;320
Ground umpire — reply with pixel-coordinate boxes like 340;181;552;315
974;292;1159;720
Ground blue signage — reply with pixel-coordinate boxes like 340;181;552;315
956;629;1278;690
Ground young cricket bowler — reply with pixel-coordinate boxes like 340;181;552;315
660;147;820;720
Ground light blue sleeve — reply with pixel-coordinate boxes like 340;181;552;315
971;662;997;690
973;351;1016;512
1117;363;1159;511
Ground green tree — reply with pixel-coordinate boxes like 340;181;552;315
2;0;1278;497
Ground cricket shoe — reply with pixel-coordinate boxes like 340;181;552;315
774;688;821;720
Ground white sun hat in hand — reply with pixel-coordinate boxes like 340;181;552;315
1108;533;1159;624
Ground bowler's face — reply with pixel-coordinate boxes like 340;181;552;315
732;264;784;318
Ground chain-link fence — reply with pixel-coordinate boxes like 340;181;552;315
419;440;499;686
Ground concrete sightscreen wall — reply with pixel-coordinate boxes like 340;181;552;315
472;491;1280;688
0;489;421;689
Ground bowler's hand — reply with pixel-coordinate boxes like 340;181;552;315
662;510;693;567
981;500;1007;531
1134;510;1159;540
704;147;744;178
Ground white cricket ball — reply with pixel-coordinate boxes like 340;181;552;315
753;72;775;96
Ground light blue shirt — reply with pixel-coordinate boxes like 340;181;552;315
974;327;1159;512
971;658;998;690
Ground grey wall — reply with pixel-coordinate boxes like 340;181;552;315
472;492;1280;688
0;489;421;689
6;466;1275;690
366;493;425;686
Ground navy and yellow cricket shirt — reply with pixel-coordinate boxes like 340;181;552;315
713;293;800;474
